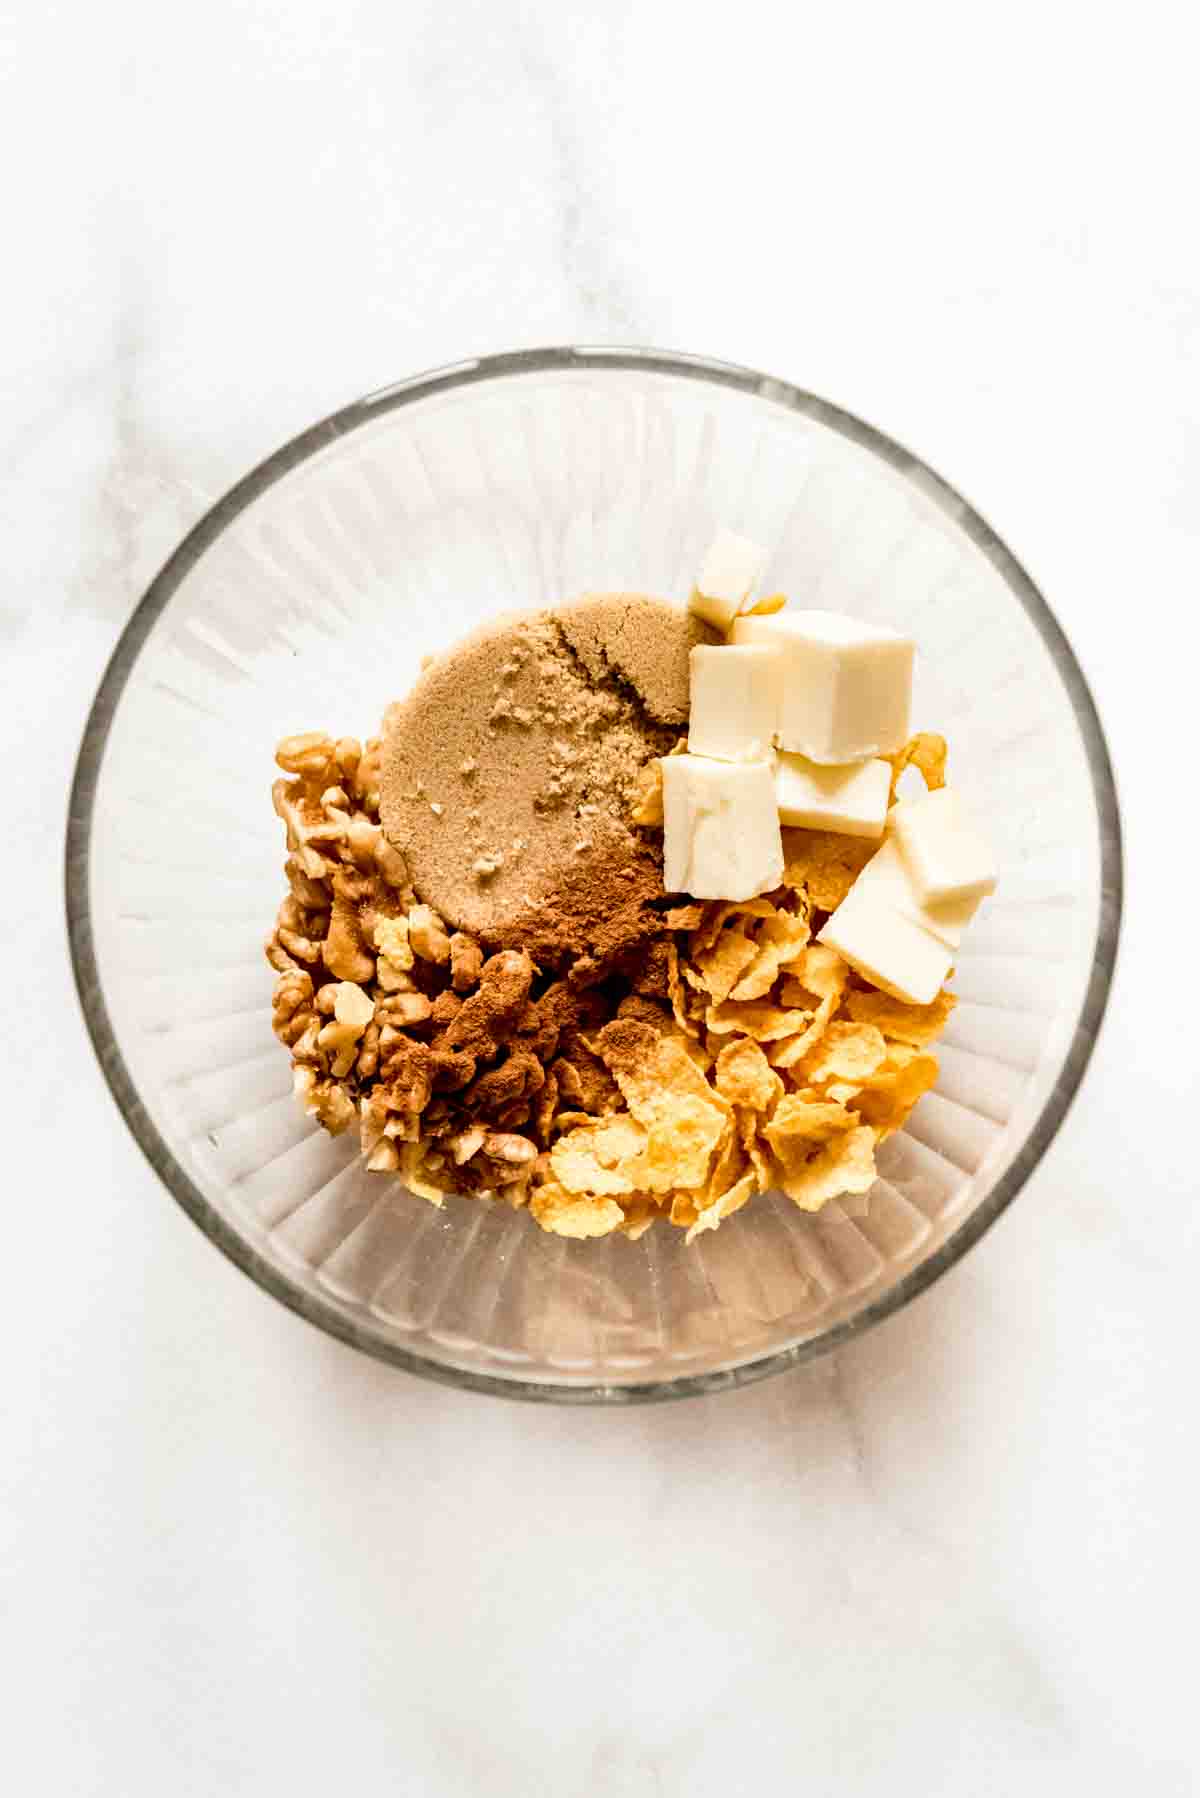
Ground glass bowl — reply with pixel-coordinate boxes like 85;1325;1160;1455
66;347;1121;1402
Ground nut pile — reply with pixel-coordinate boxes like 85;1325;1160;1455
268;732;663;1208
266;729;956;1240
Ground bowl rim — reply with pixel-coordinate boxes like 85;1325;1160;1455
65;344;1123;1404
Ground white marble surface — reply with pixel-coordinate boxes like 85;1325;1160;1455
3;3;1198;1792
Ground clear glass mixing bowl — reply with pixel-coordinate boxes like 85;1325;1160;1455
66;348;1121;1401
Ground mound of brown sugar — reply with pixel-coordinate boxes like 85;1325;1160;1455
380;593;715;941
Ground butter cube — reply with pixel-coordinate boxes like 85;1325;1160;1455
731;609;914;764
817;836;976;1002
689;528;769;632
890;786;997;906
818;892;954;1006
775;751;891;839
688;644;779;762
661;753;783;901
847;836;981;947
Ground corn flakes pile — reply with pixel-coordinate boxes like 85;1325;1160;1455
529;733;956;1240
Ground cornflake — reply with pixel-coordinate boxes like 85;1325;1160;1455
550;1115;648;1195
727;909;811;1001
852;1047;940;1137
531;1183;627;1239
715;1037;784;1112
782;829;874;911
692;922;760;1004
778;1124;878;1212
843;987;956;1046
801;1021;888;1085
884;731;947;798
687;1172;757;1243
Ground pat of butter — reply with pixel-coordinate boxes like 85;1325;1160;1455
689;528;769;632
661;753;783;901
848;836;980;947
688;644;779;762
731;609;914;764
818;891;954;1006
890;786;997;906
775;751;891;839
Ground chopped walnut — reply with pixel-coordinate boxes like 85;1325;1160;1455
293;1065;356;1134
373;834;412;894
276;732;337;782
429;990;463;1030
449;932;483;993
323;895;375;982
335;736;362;783
494;1100;533;1130
272;776;333;878
366;1137;400;1173
356;1019;380;1079
284;856;330;912
429;1047;476;1092
450;1125;486;1165
534;1070;560;1144
439;950;533;1061
380;1037;435;1114
265;939;298;975
552;1057;584;1107
272;895;324;967
481;1131;537;1167
377;990;433;1028
374;913;414;989
271;969;315;1047
315;981;375;1077
462;1057;527;1115
409;903;451;965
343;815;381;869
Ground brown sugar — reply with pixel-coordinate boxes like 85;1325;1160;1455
379;594;715;938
